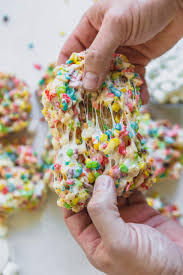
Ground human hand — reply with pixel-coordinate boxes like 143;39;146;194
58;0;183;104
63;175;183;275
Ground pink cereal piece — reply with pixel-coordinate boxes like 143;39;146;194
14;78;20;86
136;94;139;104
54;164;61;171
126;182;132;192
34;64;42;70
56;102;60;108
128;102;133;112
107;93;115;97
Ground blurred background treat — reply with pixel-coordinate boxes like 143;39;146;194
36;63;56;102
146;39;183;104
139;112;183;181
0;73;31;137
146;194;181;222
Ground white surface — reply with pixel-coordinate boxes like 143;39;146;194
1;1;183;275
3;262;19;275
0;239;9;273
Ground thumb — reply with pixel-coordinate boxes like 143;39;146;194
87;175;129;246
83;12;122;91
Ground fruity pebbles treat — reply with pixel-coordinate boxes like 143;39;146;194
146;39;183;104
42;51;155;212
0;73;31;137
146;195;181;221
0;145;47;221
139;113;183;180
36;63;55;101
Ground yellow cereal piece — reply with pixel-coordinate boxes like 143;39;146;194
60;31;65;37
143;113;151;121
94;143;99;150
79;190;89;200
22;90;29;97
0;184;4;191
144;171;149;177
153;178;157;183
14;121;28;131
26;104;32;112
88;172;95;183
114;114;120;123
24;184;31;191
121;54;129;62
100;134;108;142
85;158;91;164
76;139;80;144
120;88;127;93
104;138;120;154
57;198;64;207
112;102;121;112
139;162;145;169
42;108;47;116
146;198;153;207
72;197;79;205
112;72;120;81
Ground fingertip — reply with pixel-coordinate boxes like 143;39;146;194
94;175;115;192
95;175;114;185
83;72;99;91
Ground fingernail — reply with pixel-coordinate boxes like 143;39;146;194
94;176;113;192
83;72;99;90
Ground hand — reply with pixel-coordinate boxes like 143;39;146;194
63;175;183;275
58;0;183;104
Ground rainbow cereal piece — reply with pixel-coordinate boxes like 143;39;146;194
0;73;31;137
139;113;183;180
0;145;47;220
42;133;54;188
146;195;181;221
36;63;56;101
42;51;155;212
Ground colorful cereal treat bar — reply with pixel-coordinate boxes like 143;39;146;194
36;63;56;101
0;73;31;137
139;113;183;180
146;195;181;221
146;39;183;104
42;51;155;212
0;145;47;220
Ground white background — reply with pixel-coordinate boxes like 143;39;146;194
0;0;183;274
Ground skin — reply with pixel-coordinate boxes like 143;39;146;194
63;176;183;275
58;0;183;274
58;0;183;104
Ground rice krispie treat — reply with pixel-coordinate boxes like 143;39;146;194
146;195;181;221
36;63;55;101
146;39;183;104
0;73;31;137
42;51;155;212
0;145;47;221
139;113;183;180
